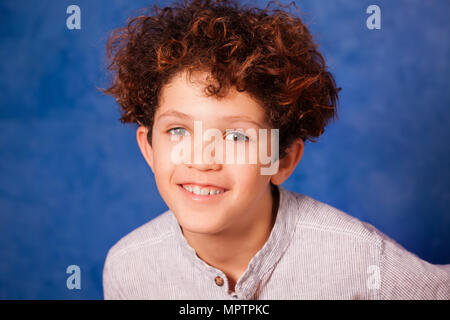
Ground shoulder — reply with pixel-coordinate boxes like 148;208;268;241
102;210;176;299
105;209;175;262
283;187;450;299
379;232;450;299
282;187;382;244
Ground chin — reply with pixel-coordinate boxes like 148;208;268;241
176;214;227;236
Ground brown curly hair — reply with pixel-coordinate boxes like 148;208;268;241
100;0;341;159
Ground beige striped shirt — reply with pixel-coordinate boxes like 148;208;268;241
103;185;450;299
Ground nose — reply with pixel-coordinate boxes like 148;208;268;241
186;139;223;171
187;161;221;171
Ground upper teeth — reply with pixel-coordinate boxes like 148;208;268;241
182;185;223;195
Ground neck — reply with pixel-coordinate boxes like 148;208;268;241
181;184;280;288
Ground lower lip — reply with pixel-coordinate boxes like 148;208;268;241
177;184;228;202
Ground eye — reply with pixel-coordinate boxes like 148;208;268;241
225;130;249;142
168;127;190;137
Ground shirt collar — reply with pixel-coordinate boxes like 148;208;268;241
168;184;300;298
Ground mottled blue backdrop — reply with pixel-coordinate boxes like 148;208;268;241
0;0;449;299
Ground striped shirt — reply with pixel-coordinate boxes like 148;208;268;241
103;185;450;299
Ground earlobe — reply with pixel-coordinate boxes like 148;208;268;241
136;126;155;173
270;138;304;185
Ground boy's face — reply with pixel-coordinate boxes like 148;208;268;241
138;70;279;236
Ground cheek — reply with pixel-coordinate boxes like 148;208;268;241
227;164;268;189
152;138;176;178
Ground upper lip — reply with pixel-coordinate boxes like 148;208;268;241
178;182;227;191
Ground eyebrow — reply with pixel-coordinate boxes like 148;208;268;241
156;110;265;128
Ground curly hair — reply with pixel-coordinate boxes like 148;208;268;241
100;0;341;159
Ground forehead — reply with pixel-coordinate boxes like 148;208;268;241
157;70;266;124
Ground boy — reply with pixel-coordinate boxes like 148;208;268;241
101;0;449;299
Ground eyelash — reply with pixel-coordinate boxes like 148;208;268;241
167;127;250;142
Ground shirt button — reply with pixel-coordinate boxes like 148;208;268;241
214;276;224;287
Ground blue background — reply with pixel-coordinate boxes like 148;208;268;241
0;0;449;299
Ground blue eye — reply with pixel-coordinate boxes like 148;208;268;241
225;131;249;142
168;127;190;136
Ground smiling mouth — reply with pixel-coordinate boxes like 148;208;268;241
177;184;227;196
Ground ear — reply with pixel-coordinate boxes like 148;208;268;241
136;126;155;174
270;138;304;185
